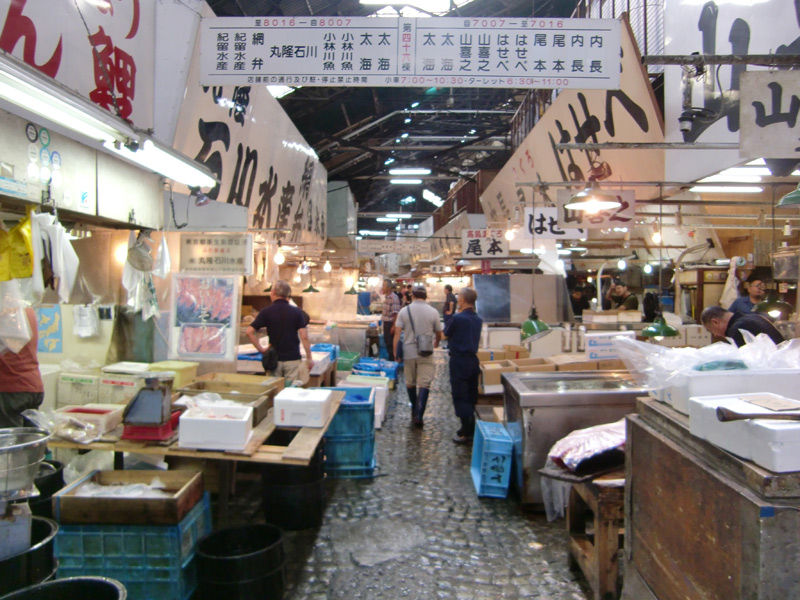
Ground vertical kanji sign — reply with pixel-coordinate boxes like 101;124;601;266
740;71;800;159
461;229;509;258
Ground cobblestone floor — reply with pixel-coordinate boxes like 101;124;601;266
227;370;592;599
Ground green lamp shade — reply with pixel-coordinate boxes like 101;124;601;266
344;286;358;295
521;318;550;340
777;184;800;207
642;316;679;338
754;296;794;320
302;284;319;293
263;284;272;292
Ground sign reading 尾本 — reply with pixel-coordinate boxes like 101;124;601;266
461;229;509;258
199;16;621;89
740;71;800;160
555;189;635;229
180;233;254;275
521;206;584;240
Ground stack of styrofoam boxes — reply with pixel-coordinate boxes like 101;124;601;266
584;330;636;361
98;362;151;405
688;392;800;472
324;387;376;479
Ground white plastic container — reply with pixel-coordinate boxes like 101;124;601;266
38;364;60;412
101;362;151;374
584;330;636;360
688;392;800;472
57;371;101;407
55;404;125;434
98;373;146;405
179;404;253;452
274;388;333;428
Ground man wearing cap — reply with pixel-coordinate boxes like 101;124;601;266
444;287;483;444
394;285;443;427
606;279;638;311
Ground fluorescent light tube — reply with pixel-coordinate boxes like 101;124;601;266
104;139;216;189
390;178;423;185
389;168;431;176
689;186;764;194
386;213;412;219
376;217;398;222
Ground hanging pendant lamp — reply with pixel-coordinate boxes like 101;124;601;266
641;316;679;339
777;184;800;207
564;181;622;213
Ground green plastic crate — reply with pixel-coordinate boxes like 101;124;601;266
337;351;360;371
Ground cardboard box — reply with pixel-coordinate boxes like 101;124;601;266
52;470;204;525
585;330;636;360
477;348;507;362
274;388;334;428
179;404;253;451
503;345;531;360
148;361;200;389
582;310;618;324
597;359;627;371
57;371;101;407
480;360;516;387
511;357;557;372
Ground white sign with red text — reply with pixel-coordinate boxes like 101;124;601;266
0;0;154;129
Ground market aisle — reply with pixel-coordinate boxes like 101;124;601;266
228;374;591;599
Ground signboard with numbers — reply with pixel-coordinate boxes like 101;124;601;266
461;229;509;258
199;16;621;89
555;189;635;229
179;233;254;275
521;207;584;240
740;71;800;160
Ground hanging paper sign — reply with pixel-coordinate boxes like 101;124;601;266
555;189;635;229
170;275;239;362
179;233;254;275
357;239;430;255
461;228;509;258
521;206;583;240
199;16;621;89
35;305;62;353
740;71;800;159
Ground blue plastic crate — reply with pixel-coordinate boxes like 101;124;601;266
325;387;375;437
326;455;377;479
324;432;375;467
352;358;398;380
55;493;211;600
311;343;339;361
470;420;513;498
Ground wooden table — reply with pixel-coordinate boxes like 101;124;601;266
48;392;343;525
623;397;800;600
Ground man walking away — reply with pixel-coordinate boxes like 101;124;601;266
381;279;401;361
444;287;483;444
443;284;457;330
246;280;314;385
394;285;443;427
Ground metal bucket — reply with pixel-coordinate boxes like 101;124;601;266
0;429;51;499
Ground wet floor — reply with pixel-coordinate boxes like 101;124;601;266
226;369;592;599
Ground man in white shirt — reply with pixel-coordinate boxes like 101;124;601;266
394;285;443;427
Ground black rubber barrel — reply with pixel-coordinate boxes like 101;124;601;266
27;461;65;519
262;478;325;531
196;524;285;600
0;517;58;596
0;576;126;600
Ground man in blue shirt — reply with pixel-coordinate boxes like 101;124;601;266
444;287;483;444
728;279;765;315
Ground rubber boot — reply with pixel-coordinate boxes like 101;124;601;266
415;388;429;426
406;387;418;422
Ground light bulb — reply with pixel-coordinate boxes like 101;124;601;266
651;231;662;244
643;264;653;275
617;259;627;270
344;276;355;289
293;274;301;283
114;243;128;265
587;276;594;283
769;309;782;319
504;228;516;241
323;260;332;273
784;221;792;237
274;250;285;265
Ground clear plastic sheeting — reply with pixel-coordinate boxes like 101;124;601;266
22;408;102;445
73;477;171;499
0;280;31;353
547;419;626;472
615;334;800;391
63;449;114;484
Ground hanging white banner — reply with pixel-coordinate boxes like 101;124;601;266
0;0;155;129
521;206;584;240
740;71;800;160
199;16;621;89
461;228;509;258
555;189;636;229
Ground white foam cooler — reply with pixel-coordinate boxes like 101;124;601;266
274;388;333;427
688;392;800;472
659;368;800;414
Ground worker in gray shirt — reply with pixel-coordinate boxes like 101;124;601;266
394;285;443;427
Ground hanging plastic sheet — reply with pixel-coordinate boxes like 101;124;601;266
719;257;741;310
0;279;32;353
122;231;160;321
105;305;155;364
0;211;33;281
151;235;171;279
73;305;100;338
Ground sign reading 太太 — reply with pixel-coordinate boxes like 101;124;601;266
199;16;621;89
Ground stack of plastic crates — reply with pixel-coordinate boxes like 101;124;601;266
337;351;360;372
470;421;513;498
310;343;339;362
352;357;399;388
55;493;212;600
324;387;376;479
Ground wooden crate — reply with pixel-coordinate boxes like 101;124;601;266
177;376;284;425
53;470;204;525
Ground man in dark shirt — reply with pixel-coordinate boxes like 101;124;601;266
246;280;313;384
444;287;483;444
728;279;765;315
442;284;457;330
700;305;785;347
606;279;639;311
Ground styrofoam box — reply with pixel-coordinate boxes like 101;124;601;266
57;371;101;407
38;364;60;412
55;403;125;434
486;327;521;349
274;388;334;428
584;330;635;360
688;393;800;472
98;373;146;405
179;404;253;452
308;351;332;376
661;369;800;415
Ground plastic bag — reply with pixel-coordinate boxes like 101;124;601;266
719;258;741;309
548;419;626;472
0;211;34;281
73;480;171;499
0;280;32;353
152;235;171;279
22;408;102;445
73;305;100;338
63;449;114;484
